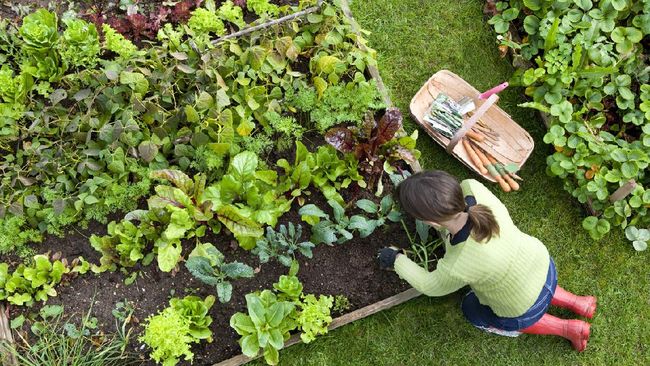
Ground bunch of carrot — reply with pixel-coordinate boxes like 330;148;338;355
462;138;521;192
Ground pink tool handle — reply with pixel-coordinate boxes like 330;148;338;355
478;82;509;100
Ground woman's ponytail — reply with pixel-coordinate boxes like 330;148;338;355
467;204;500;242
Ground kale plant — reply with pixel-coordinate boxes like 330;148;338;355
253;223;315;267
185;243;254;303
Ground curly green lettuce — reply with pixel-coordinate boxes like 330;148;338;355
0;66;32;104
188;8;226;35
102;24;138;59
140;307;195;366
61;18;100;68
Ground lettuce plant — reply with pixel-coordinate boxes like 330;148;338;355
61;18;100;68
230;290;297;365
19;9;58;53
188;8;225;35
247;0;280;17
185;243;254;303
218;0;246;28
296;294;333;343
140;295;214;366
0;254;70;306
102;24;138;59
0;66;32;104
89;219;157;272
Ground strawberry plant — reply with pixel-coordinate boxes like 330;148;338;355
490;0;650;250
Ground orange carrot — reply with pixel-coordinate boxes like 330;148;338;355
487;154;520;191
465;130;485;142
473;143;511;192
463;138;488;175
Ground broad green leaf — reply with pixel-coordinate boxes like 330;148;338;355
356;199;378;214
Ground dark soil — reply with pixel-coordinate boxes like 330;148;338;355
7;146;434;366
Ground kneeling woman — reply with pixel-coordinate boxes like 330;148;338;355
378;170;596;351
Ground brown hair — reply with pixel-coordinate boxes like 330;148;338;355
396;170;500;242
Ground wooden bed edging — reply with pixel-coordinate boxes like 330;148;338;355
0;303;18;366
213;288;421;366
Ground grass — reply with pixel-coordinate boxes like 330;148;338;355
251;0;650;364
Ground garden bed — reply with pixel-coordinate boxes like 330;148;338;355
0;1;433;365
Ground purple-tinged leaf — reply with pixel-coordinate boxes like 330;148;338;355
325;127;356;153
375;107;402;146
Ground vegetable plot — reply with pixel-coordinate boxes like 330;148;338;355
488;0;650;250
0;1;427;365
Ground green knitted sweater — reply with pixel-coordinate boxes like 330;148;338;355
394;179;550;318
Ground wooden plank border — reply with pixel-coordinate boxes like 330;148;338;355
214;288;421;366
0;303;18;366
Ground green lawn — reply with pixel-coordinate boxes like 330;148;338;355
253;0;649;364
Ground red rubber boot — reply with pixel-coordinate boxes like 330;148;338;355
521;313;591;352
552;286;597;319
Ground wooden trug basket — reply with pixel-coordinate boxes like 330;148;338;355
410;70;534;182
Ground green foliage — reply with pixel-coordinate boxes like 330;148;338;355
230;290;297;365
287;78;385;133
296;294;333;343
8;304;138;366
102;24;138;58
60;18;100;68
401;219;443;271
247;0;280;17
89;219;157;272
265;111;305;152
625;226;649;251
0;254;70;306
492;0;650;248
202;151;292;249
0;215;41;256
299;200;353;245
185;243;255;303
253;223;315;266
188;8;226;35
273;273;304;302
332;294;351;314
19;9;58;53
348;195;402;238
218;0;246;28
140;295;215;366
278;141;365;206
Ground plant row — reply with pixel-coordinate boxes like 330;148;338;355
489;0;650;250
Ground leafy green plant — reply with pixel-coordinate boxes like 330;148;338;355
60;18;100;68
273;271;304;302
296;293;333;343
332;294;351;314
185;243;254;303
140;295;215;366
89;219;157;272
218;0;246;28
247;0;280;17
188;7;226;35
277;141;365;206
400;219;443;271
102;24;137;58
348;196;403;238
326;107;420;189
299;200;353;245
229;290;297;365
491;0;650;249
19;9;58;53
253;223;315;267
0;254;72;306
6;303;139;366
625;226;649;252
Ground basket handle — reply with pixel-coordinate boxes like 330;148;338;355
446;94;499;154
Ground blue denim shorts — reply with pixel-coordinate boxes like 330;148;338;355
461;258;557;331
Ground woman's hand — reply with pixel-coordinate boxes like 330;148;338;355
377;246;404;270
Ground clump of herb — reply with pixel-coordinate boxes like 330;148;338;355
218;0;246;28
188;8;226;35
